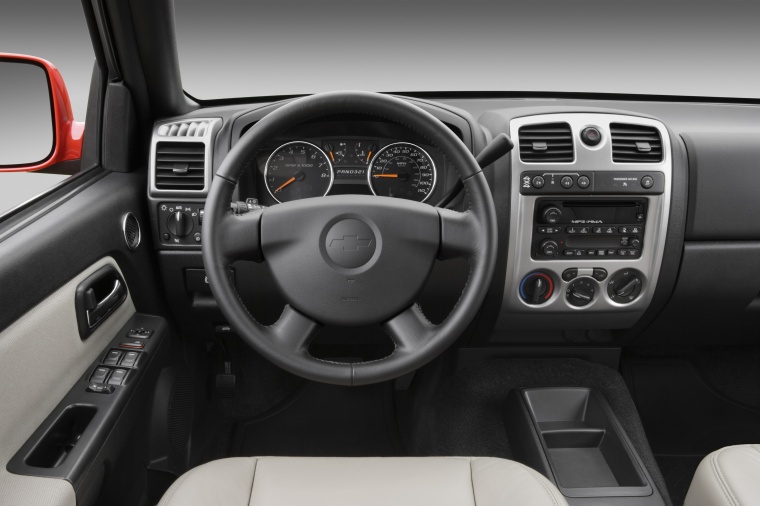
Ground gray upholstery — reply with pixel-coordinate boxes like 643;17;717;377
159;456;568;506
685;444;760;506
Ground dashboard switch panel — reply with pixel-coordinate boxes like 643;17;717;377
157;203;204;246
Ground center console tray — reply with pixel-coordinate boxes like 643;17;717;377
506;387;653;499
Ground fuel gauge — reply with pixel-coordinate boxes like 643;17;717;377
323;142;347;165
354;141;378;165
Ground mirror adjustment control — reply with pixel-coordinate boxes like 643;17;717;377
126;328;152;339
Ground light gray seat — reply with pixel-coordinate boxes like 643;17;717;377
685;444;760;506
159;456;568;506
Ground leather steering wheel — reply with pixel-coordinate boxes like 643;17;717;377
202;91;497;386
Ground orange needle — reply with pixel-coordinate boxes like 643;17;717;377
329;151;335;161
366;151;373;162
274;176;296;192
373;174;399;178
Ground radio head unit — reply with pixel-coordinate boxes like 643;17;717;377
532;198;646;259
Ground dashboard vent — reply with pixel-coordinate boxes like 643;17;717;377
610;123;663;162
154;142;206;191
519;122;574;162
157;120;211;138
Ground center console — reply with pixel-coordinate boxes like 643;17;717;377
498;114;673;330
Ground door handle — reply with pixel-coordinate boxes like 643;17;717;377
85;279;125;328
75;265;128;339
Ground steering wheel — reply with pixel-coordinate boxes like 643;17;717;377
203;91;497;386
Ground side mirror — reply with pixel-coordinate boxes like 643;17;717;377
0;53;84;172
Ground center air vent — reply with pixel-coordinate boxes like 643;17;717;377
610;123;663;163
154;142;206;191
519;122;574;163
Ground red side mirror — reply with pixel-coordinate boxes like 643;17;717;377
0;53;84;172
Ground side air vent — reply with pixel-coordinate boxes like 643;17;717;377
519;122;574;162
157;120;211;138
154;141;206;191
610;123;663;163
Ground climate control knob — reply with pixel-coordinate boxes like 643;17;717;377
167;211;194;237
519;272;554;305
566;278;596;307
607;269;643;304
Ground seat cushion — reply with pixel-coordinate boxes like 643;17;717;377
685;444;760;506
159;456;568;506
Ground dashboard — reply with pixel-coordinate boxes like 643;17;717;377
146;94;760;349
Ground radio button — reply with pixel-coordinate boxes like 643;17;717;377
541;239;559;257
532;176;545;188
618;249;628;256
597;249;607;256
631;226;643;234
563;250;575;256
560;176;574;189
587;250;597;256
629;249;640;256
619;226;629;234
620;237;630;246
567;227;577;234
578;227;590;234
537;227;547;234
631;238;641;248
607;249;617;256
593;227;603;234
577;175;591;189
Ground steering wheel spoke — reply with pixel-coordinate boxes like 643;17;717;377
217;209;265;263
268;305;320;356
437;208;481;260
383;304;437;353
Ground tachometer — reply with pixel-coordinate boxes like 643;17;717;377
265;141;334;203
368;142;436;202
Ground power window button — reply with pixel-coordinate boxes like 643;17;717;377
103;350;122;366
108;368;128;385
121;351;139;368
90;367;110;384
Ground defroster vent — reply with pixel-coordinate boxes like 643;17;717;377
519;122;574;162
610;123;663;163
154;141;206;191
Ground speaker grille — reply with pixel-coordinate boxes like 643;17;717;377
168;372;194;455
122;213;141;251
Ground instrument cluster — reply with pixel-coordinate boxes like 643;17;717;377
262;138;438;204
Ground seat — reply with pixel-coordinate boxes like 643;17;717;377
685;444;760;506
159;456;568;506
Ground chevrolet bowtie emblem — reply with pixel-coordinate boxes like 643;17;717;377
329;235;373;251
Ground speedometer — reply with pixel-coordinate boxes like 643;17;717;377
265;141;334;203
367;143;436;202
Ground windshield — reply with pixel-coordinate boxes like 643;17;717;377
175;0;760;100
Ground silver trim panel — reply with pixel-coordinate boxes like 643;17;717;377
497;113;673;329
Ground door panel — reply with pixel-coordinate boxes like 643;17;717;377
0;257;135;505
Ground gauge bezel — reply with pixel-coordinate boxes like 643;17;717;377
264;140;335;204
366;142;437;203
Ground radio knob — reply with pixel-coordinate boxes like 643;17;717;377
540;239;559;257
542;207;562;224
167;211;193;237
